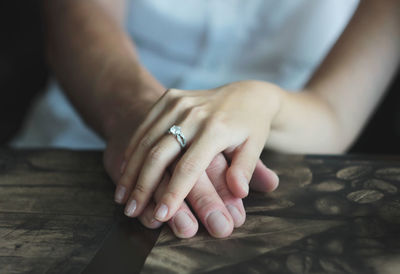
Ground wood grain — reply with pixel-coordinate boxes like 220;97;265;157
142;153;400;274
1;149;400;274
0;149;116;274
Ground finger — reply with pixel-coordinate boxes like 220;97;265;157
153;173;199;238
225;138;264;198
117;92;197;205
206;153;246;227
138;200;163;229
153;130;224;222
125;120;199;217
114;93;169;204
118;110;182;206
249;160;279;193
121;89;176;171
186;172;234;238
167;204;199;239
124;162;172;218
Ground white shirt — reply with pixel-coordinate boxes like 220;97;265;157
11;0;359;148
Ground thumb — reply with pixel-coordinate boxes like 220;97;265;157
225;139;260;198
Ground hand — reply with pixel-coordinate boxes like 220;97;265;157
105;123;243;238
138;154;246;238
117;80;282;223
106;94;279;238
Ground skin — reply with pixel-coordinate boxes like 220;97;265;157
120;81;282;222
118;0;400;223
42;0;399;236
42;0;278;238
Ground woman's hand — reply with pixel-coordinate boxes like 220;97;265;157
105;94;279;238
105;122;243;238
117;80;282;222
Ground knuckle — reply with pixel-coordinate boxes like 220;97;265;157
165;189;181;202
191;193;217;212
177;158;199;176
166;89;186;104
166;88;179;98
176;96;192;110
138;135;153;151
169;96;189;113
187;105;208;120
134;183;148;195
207;113;228;131
148;145;165;162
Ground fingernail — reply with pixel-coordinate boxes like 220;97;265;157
268;168;280;191
150;218;161;224
239;173;249;195
206;211;230;237
120;160;127;174
272;170;279;182
114;185;127;203
149;218;162;228
174;211;194;233
124;199;137;216
226;205;244;227
154;204;168;221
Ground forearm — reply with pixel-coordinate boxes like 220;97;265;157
268;0;400;154
42;0;165;140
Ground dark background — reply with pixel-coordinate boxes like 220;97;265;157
1;2;399;154
0;2;48;144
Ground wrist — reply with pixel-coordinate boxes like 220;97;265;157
93;62;165;140
254;81;286;130
101;83;164;183
101;88;162;141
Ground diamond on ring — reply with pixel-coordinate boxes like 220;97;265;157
168;125;186;148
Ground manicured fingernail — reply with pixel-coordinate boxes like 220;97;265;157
206;211;230;237
273;170;279;182
174;211;194;233
120;160;127;174
239;173;249;195
226;205;244;227
124;199;137;216
268;168;280;190
114;185;127;203
154;204;168;221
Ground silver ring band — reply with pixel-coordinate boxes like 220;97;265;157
168;125;186;148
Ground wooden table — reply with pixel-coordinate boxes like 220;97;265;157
1;149;400;274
